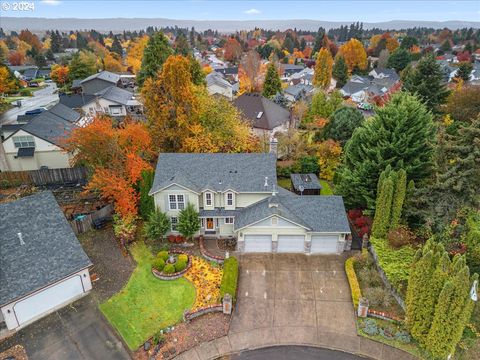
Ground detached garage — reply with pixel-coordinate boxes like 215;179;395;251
0;192;92;331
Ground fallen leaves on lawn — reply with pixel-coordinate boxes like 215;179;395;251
184;256;223;310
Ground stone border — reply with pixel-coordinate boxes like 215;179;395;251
152;251;192;280
183;304;223;322
199;237;225;263
368;243;406;311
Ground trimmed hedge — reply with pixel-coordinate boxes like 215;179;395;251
220;257;239;301
175;260;187;272
152;258;165;271
345;256;362;308
370;237;415;294
163;264;175;274
157;251;169;262
178;254;188;263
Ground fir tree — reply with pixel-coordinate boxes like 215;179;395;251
177;203;200;240
332;55;348;88
402;54;450;111
138;170;155;219
456;61;473;82
371;174;394;238
390;168;407;229
137;31;173;86
110;36;123;56
386;47;411;72
262;62;282;98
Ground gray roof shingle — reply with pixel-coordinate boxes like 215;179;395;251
290;173;322;190
47;103;81;123
95;86;135;105
19;112;77;147
0;192;92;306
234;93;290;130
150;153;277;195
235;188;350;233
80;70;120;85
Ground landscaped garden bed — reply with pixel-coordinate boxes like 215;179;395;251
152;250;192;280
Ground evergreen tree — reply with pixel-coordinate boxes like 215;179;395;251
68;51;97;82
110;36;123;56
143;209;171;242
174;33;190;56
34;54;47;68
456;61;473;82
313;48;333;88
371;174;394;238
332;55;348;88
390;168;407;229
262;62;282;98
177;203;200;240
400;36;418;50
440;39;452;52
139;170;155;219
189;56;205;86
335;92;435;210
189;26;196;48
137;31;173;86
387;47;411;72
402;54;450;111
324;106;364;145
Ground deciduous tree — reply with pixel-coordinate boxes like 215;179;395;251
316;140;342;181
338;38;368;73
313;48;333;88
223;37;242;64
126;35;149;74
50;64;69;88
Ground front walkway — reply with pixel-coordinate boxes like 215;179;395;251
174;254;416;360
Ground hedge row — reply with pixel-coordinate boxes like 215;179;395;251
220;257;239;301
345;256;362;308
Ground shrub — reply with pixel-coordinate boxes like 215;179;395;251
364;287;393;308
157;251;169;262
345;257;362;308
220;257;239;301
363;319;379;336
358;267;382;288
174;260;187;272
19;89;33;96
163;264;175;274
395;330;411;344
152;331;165;345
178;254;188;263
348;209;363;221
387;226;415;249
153;258;165;271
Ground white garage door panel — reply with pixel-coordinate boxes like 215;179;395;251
277;235;305;253
14;276;85;325
244;235;272;253
311;235;339;254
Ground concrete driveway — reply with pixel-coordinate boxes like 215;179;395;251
229;253;358;350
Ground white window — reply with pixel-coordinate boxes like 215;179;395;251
109;105;122;115
205;192;213;207
225;217;234;224
169;194;185;210
226;192;234;206
13;135;35;148
171;217;178;231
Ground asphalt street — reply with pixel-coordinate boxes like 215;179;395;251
229;346;368;360
0;83;59;125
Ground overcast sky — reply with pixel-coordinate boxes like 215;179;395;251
2;1;480;22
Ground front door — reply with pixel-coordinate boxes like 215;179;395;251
206;218;215;230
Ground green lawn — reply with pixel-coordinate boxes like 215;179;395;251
277;177;334;195
4;96;27;103
99;242;195;350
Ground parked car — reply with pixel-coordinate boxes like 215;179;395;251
25;107;47;115
28;81;40;87
357;102;373;111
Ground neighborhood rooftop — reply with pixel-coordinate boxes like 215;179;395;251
0;191;92;306
233;93;290;130
150;153;277;195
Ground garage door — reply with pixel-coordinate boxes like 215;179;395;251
244;235;272;253
311;235;339;254
14;275;85;326
277;235;305;253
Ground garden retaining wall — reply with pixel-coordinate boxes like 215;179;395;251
368;243;406;311
183;305;223;322
152;252;192;280
199;237;225;264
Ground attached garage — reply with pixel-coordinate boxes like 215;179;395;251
277;235;305;253
13;275;86;326
310;235;339;254
244;235;272;253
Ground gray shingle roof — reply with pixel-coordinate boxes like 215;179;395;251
95;86;135;106
18;112;77;147
235;189;350;233
150;153;277;195
59;93;96;109
199;208;238;217
0;192;92;306
290;173;322;191
234;93;290;130
80;70;120;85
47;103;81;123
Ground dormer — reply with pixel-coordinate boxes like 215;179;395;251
203;191;215;210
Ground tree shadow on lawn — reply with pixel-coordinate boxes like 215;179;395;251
99;242;195;350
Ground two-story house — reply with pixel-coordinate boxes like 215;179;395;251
149;153;351;254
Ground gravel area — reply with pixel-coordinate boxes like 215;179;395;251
133;313;231;360
0;345;28;360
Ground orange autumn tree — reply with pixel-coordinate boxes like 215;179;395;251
50;65;69;88
338;38;368;73
126;35;149;74
65;116;153;219
223;37;242;63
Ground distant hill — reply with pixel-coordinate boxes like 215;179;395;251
2;17;479;33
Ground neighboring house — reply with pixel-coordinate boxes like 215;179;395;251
0;192;92;331
290;173;322;195
37;69;51;79
447;62;480;83
233;93;291;141
80;71;123;95
206;71;238;100
214;66;239;82
1;104;79;171
341;68;401;105
71;79;83;94
22;67;39;81
149;153;351;254
284;83;315;103
281;64;305;79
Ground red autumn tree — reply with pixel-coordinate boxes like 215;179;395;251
8;51;25;66
223;37;242;63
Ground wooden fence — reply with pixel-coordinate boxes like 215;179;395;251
69;204;114;235
0;167;88;187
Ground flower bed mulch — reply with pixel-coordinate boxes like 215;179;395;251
133;313;230;360
0;345;28;360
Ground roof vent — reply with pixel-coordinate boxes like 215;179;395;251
256;111;263;119
264;176;269;189
219;179;223;185
17;232;25;246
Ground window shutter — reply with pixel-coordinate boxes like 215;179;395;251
184;194;189;205
165;194;169;210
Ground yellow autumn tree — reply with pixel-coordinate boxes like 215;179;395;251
126;35;149;74
338;38;368;73
103;52;124;72
313;47;333;88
